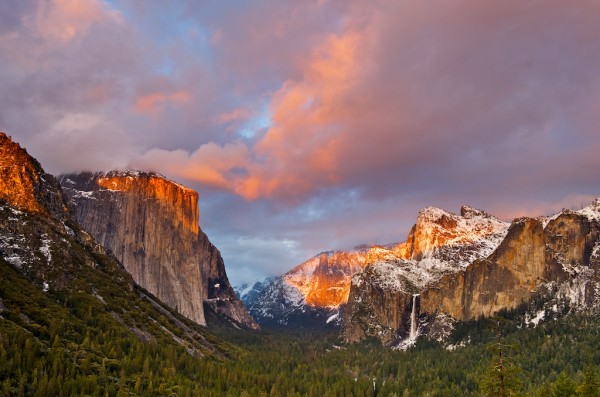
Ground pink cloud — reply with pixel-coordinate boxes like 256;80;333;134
216;108;253;124
132;141;250;191
25;0;121;43
3;1;600;283
134;90;192;115
130;1;600;206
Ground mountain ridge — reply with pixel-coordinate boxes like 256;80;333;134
342;200;600;346
242;203;510;329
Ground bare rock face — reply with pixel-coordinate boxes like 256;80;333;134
543;210;600;306
421;217;546;322
341;264;417;345
0;132;67;221
60;171;258;329
342;204;600;346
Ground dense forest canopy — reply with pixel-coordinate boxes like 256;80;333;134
1;255;599;397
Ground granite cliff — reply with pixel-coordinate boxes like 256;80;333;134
59;171;258;330
342;203;600;346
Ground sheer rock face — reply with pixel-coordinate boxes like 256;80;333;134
420;218;546;322
0;133;67;221
60;171;258;329
342;205;600;346
341;264;416;345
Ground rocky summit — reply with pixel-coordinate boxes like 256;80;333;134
0;133;67;221
59;171;258;330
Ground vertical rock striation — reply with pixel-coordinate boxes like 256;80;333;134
60;171;258;329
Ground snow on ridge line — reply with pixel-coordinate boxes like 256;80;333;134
576;197;600;221
234;283;255;300
84;170;197;194
537;197;600;227
355;206;512;294
417;205;504;223
417;206;454;222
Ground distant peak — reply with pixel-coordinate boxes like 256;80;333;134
460;206;490;219
417;206;453;220
574;197;600;222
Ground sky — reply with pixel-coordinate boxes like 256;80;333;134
2;0;600;285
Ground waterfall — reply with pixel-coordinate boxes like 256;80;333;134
409;294;419;340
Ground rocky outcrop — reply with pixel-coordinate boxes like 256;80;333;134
246;249;369;327
0;133;67;221
341;264;417;345
60;171;258;330
342;204;600;346
392;205;510;266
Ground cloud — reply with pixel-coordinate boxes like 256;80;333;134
134;90;192;114
136;1;600;207
29;112;136;173
2;1;600;282
216;108;252;125
132;141;250;190
24;0;121;43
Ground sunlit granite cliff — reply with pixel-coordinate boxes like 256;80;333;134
59;171;258;329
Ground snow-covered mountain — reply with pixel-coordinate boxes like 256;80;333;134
242;199;600;345
342;200;600;347
368;205;510;288
240;249;370;327
235;277;277;307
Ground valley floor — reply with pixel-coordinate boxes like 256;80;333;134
2;268;600;397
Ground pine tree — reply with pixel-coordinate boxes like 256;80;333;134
577;365;600;397
134;375;142;393
479;332;522;397
3;378;12;396
551;371;576;397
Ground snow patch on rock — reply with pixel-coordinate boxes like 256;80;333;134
39;234;52;263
